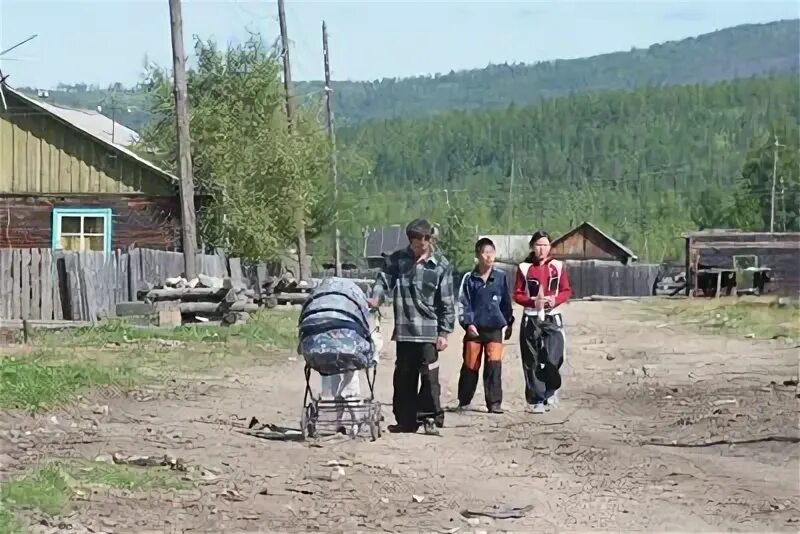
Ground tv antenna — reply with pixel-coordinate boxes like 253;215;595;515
0;34;39;110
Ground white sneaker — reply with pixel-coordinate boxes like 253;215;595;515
528;402;546;414
545;393;559;409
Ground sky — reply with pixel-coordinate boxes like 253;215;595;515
0;0;797;89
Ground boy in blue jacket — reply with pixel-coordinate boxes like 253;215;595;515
456;238;515;413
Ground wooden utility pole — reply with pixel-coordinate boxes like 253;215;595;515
169;0;198;279
278;0;296;129
770;134;783;233
507;145;515;236
277;0;309;285
322;21;342;277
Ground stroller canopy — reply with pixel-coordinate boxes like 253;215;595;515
298;277;372;342
298;277;375;375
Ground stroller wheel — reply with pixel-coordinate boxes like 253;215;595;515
370;403;382;441
369;420;380;441
301;403;318;439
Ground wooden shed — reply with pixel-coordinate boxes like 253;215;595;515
0;85;183;254
363;225;409;268
684;230;800;296
551;221;638;265
550;222;658;298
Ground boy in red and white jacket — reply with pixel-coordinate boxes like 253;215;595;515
513;230;572;413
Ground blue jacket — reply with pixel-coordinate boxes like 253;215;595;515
457;267;515;331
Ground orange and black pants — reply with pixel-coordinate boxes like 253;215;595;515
458;328;504;409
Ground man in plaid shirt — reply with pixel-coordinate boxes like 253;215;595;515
367;218;455;435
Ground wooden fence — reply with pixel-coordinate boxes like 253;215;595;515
493;260;660;300
0;247;245;322
564;260;660;298
2;249;663;323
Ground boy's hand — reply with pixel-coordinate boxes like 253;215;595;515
466;325;479;338
366;298;379;309
436;336;448;351
503;326;513;340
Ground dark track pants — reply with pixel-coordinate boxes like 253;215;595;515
520;314;565;404
393;342;444;428
458;328;504;409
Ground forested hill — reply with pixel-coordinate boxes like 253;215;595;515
334;75;800;265
297;19;799;124
12;18;800;132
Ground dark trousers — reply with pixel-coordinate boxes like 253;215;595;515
393;342;444;428
520;315;565;404
458;328;503;408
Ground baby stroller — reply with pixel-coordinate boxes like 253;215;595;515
297;277;382;440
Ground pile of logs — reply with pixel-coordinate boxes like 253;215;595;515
139;274;259;325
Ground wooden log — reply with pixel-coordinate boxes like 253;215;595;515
583;295;643;302
142;287;229;301
179;301;259;314
274;292;309;304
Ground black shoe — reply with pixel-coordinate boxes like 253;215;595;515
387;423;418;434
487;404;504;414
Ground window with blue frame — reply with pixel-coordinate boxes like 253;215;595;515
51;208;112;254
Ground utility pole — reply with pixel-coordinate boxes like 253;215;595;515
322;21;342;277
507;146;515;237
169;0;198;279
770;134;784;233
277;0;309;285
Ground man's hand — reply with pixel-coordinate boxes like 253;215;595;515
366;297;379;309
466;325;479;338
543;296;556;308
503;326;513;341
435;336;448;351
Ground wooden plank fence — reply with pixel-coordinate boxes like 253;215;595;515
0;247;248;322
564;260;660;299
0;248;63;322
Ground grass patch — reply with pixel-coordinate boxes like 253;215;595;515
1;308;300;411
0;351;139;411
637;297;800;340
35;309;299;350
0;459;191;528
0;504;20;534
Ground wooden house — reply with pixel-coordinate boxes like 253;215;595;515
684;230;800;296
550;222;658;298
478;234;530;263
551;221;638;265
363;225;409;268
0;85;183;254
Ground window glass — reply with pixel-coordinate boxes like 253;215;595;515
83;217;105;234
61;216;81;234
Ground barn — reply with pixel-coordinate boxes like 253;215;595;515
0;85;184;253
684;230;800;296
551;221;638;265
551;222;657;298
363;225;409;268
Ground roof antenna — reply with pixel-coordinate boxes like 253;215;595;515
0;34;39;111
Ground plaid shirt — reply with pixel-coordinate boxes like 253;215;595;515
369;247;456;343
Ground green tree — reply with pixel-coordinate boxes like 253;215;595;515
433;201;475;272
732;120;800;231
135;35;330;260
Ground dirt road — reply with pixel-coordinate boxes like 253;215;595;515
5;300;799;532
